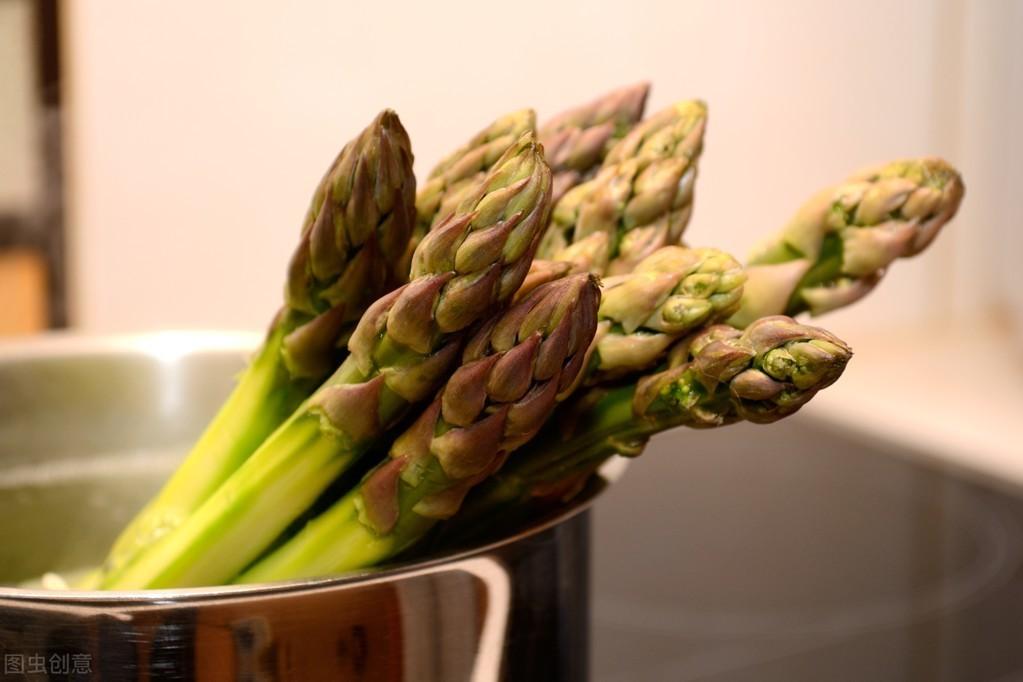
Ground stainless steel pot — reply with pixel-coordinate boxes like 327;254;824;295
0;332;615;681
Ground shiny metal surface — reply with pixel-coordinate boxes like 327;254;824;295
0;332;608;681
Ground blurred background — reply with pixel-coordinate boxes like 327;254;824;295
1;0;1022;678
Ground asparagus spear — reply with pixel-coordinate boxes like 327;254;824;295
100;133;552;589
517;258;574;301
730;158;965;328
434;245;741;538
520;99;710;299
517;221;620;301
401;109;537;276
100;111;416;579
238;273;600;582
460;315;852;517
410;87;647;284
478;159;960;525
540;82;650;203
538;100;707;276
587;245;745;379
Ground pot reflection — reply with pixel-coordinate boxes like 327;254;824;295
0;333;603;681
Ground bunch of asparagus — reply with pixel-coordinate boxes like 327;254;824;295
90;84;964;589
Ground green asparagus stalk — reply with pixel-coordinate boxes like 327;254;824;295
517;245;743;378
400;109;537;276
540;82;650;203
474;159;960;529
729;158;965;328
238;273;600;582
516;236;611;302
515;244;744;396
519;95;692;300
459;315;852;518
456;244;742;536
100;133;552;589
98;110;416;580
538;100;708;275
516;258;574;301
587;245;744;379
517;214;622;301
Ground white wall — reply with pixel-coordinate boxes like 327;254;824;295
63;0;1018;335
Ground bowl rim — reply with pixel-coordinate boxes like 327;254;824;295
0;330;625;604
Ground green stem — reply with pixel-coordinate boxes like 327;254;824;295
238;460;449;582
102;416;347;588
785;232;843;315
101;357;378;589
236;492;435;583
100;325;312;579
459;386;693;529
513;384;636;480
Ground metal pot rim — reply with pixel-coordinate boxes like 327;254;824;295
0;330;625;604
